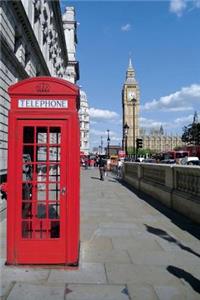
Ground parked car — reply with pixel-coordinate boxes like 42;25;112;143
143;159;157;163
180;156;199;165
135;157;145;162
160;159;176;164
186;160;200;166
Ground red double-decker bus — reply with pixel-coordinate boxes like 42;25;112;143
161;150;189;160
180;145;200;159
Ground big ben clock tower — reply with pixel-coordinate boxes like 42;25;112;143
122;58;140;154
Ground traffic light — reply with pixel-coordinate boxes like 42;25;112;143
136;138;143;149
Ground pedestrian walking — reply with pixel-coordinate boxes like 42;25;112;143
98;156;106;181
117;158;123;178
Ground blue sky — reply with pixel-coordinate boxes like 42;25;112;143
61;0;200;150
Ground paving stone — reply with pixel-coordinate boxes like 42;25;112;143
80;248;131;264
81;215;111;225
48;263;107;284
154;285;199;300
0;258;6;268
167;229;200;245
127;250;200;268
127;283;159;300
157;238;200;256
0;247;6;259
155;238;186;252
177;264;200;280
66;284;129;300
81;237;113;251
99;222;140;230
80;224;99;241
1;266;49;284
0;281;14;298
0;168;199;299
7;282;65;300
112;236;163;251
93;227;133;238
105;263;182;285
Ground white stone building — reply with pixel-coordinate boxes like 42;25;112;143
62;6;79;84
0;0;79;182
79;90;90;154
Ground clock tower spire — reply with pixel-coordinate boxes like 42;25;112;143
126;57;136;82
122;57;140;155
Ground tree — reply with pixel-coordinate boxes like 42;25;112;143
181;112;200;145
137;148;153;157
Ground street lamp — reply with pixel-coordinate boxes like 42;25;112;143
131;98;137;159
100;136;103;154
123;123;129;156
107;129;110;158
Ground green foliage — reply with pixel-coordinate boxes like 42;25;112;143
137;148;152;157
127;147;153;157
127;146;135;155
181;112;200;145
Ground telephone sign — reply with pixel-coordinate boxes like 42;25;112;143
7;77;80;265
18;99;68;108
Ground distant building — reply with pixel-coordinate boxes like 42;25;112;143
122;58;184;153
79;90;90;154
0;0;79;182
105;145;121;156
141;131;184;153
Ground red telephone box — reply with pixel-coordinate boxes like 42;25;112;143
7;77;80;265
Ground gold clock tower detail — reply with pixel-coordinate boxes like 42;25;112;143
122;58;140;153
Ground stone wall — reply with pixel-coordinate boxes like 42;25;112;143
123;162;200;224
0;0;70;181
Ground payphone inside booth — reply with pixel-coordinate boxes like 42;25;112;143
7;77;80;265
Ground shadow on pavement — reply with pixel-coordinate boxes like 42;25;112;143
144;224;200;258
119;179;200;240
90;176;101;180
108;179;118;183
167;265;200;294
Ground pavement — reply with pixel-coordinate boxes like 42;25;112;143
0;167;200;300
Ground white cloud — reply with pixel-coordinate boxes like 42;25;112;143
140;117;165;129
140;114;196;134
174;114;194;125
195;0;200;8
89;107;119;120
169;0;187;17
169;0;200;16
90;120;97;125
89;128;121;149
90;128;117;137
121;23;131;32
142;84;200;112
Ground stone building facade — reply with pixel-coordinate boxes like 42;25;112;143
62;6;79;84
0;0;79;182
141;132;184;153
79;90;90;154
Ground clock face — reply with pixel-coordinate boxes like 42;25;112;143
128;91;136;101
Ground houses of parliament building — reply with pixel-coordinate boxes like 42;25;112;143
122;59;184;153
